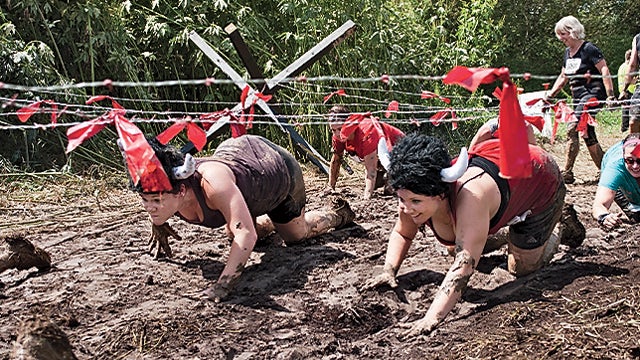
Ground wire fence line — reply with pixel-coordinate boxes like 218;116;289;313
1;70;635;132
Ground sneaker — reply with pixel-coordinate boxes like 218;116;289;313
561;170;575;185
559;203;585;248
1;235;51;273
330;197;356;229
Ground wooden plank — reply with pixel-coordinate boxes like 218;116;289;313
224;23;264;81
190;30;330;174
265;20;355;92
189;31;285;134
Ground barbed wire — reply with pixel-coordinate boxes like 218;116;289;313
1;70;636;132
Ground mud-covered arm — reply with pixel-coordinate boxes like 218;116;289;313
404;184;493;336
595;59;615;98
200;165;258;301
592;185;622;229
329;152;342;189
363;210;418;290
546;67;568;98
625;37;638;91
363;151;378;199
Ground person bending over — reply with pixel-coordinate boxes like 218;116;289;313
327;105;404;199
592;133;640;229
364;133;565;336
137;135;355;301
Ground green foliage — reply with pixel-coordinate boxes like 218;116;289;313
2;0;636;174
494;0;640;93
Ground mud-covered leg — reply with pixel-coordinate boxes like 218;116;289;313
0;235;51;274
275;197;356;244
12;318;78;360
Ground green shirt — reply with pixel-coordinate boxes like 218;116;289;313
618;62;636;93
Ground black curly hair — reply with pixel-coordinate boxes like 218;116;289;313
132;137;189;193
388;133;451;197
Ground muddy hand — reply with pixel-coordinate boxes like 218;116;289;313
148;223;182;259
399;317;439;339
600;213;623;230
202;279;236;303
361;267;398;291
322;186;337;197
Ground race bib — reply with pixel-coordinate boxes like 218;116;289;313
565;58;581;74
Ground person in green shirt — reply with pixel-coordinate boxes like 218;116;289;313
618;49;637;132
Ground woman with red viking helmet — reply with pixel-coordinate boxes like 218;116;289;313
593;133;640;228
363;132;565;336
327;105;404;199
134;135;355;301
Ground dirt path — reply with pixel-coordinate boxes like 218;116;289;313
1;134;639;359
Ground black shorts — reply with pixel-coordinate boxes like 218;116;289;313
261;139;306;224
509;182;566;250
570;85;604;147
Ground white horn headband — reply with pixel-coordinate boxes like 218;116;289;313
173;154;196;180
440;147;468;182
377;137;391;171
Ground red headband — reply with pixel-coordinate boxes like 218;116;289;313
623;138;640;157
66;96;172;192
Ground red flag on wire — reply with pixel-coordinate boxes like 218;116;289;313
66;96;172;192
239;85;272;130
523;115;545;132
199;109;245;137
385;101;399;118
17;100;60;126
577;98;599;138
421;91;451;104
156;119;207;151
430;108;455;126
443;66;531;178
323;89;346;104
443;66;510;92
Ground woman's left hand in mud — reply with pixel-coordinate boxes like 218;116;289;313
400;316;440;338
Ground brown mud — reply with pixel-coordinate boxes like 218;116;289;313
1;135;639;359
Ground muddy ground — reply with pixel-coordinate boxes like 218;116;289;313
1;135;639;360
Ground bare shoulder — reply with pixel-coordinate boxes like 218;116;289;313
197;161;236;193
456;168;501;212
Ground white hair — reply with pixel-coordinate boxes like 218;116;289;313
555;16;585;40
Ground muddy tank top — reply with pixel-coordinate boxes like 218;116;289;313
176;135;291;228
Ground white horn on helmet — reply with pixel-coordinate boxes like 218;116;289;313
377;137;391;171
440;147;468;182
172;154;196;180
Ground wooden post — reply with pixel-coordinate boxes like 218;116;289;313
186;21;356;174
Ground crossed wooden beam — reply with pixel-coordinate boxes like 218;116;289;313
182;20;355;174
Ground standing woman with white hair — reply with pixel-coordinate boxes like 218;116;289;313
545;15;616;184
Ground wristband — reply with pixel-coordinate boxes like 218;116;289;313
597;213;609;225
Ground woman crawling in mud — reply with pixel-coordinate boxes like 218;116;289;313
133;135;355;302
364;132;566;336
592;132;640;228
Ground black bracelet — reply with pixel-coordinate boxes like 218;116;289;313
597;213;609;225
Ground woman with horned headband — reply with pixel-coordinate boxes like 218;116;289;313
592;133;640;228
362;132;566;336
135;135;355;301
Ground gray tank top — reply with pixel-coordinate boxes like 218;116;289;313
177;135;291;228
